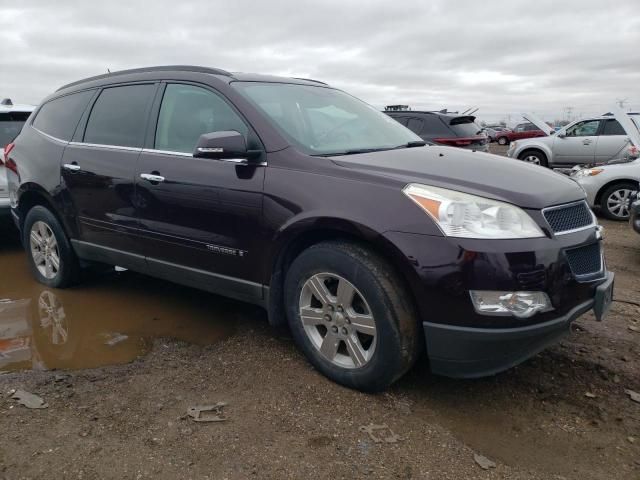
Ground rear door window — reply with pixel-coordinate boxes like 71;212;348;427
601;119;626;136
155;84;248;154
32;90;94;142
84;84;156;148
0;111;31;147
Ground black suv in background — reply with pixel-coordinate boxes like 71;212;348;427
6;66;613;391
385;108;489;151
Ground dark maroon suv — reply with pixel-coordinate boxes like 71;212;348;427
6;66;614;391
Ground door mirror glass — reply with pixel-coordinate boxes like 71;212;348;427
193;130;247;159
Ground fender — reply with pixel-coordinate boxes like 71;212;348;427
14;182;78;238
512;138;554;164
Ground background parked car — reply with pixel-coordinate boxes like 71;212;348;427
508;114;639;168
569;109;640;220
494;122;548;145
570;158;639;220
482;125;510;142
1;99;35;217
385;109;489;151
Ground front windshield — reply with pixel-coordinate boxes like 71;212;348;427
232;82;422;155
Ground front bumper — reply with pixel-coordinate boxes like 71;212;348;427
424;271;613;378
630;198;640;234
384;225;610;378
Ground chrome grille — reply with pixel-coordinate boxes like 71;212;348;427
543;201;594;234
565;243;602;278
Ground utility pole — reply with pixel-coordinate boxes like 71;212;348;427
564;106;574;122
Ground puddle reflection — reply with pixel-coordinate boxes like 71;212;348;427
0;230;250;372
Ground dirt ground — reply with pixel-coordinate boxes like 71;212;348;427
0;148;639;479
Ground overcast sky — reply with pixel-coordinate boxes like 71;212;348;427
1;0;638;124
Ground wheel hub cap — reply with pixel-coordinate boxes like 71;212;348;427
607;189;632;218
299;273;377;369
29;221;60;280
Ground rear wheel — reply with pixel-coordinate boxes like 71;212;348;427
518;149;548;168
23;206;80;288
600;183;636;220
497;136;509;145
284;241;422;392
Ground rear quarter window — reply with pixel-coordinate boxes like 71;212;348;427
0;111;31;147
32;90;95;141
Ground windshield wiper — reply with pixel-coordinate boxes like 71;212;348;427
317;140;427;157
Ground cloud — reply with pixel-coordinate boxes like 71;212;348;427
1;0;638;124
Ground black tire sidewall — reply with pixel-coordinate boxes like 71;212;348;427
23;206;78;288
600;183;636;220
284;244;411;392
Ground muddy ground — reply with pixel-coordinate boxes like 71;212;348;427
0;149;639;479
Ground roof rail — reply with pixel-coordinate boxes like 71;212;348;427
292;77;328;85
56;65;233;92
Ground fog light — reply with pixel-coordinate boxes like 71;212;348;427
470;291;553;318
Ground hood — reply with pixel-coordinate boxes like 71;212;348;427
521;112;554;135
613;106;640;148
331;145;585;210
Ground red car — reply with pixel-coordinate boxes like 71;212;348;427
495;122;548;145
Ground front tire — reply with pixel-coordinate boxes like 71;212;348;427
600;183;636;220
518;149;548;168
284;241;421;392
497;136;509;145
23;206;80;288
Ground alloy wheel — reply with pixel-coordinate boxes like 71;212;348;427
299;273;377;369
606;189;633;218
29;221;61;280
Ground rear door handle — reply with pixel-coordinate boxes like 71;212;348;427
140;173;165;183
63;163;81;172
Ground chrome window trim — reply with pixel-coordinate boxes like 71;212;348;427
541;200;596;236
141;148;267;166
141;148;193;157
32;127;68;145
68;141;141;152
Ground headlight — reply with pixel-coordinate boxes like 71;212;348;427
573;168;604;178
403;184;544;239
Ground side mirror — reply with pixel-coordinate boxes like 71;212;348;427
557;132;566;138
193;131;249;160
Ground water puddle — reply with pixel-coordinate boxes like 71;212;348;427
0;229;251;372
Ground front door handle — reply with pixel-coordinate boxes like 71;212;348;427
583;139;592;145
140;173;165;183
63;163;81;172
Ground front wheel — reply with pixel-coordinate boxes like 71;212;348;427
23;206;80;288
497;136;508;145
600;183;637;220
518;149;548;168
284;241;422;392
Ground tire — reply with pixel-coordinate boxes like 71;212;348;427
518;149;548;168
599;183;637;220
284;241;422;392
23;206;80;288
497;136;508;145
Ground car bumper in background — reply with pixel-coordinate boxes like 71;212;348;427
0;197;11;216
571;175;599;207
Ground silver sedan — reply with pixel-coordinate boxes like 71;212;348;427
571;159;640;220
